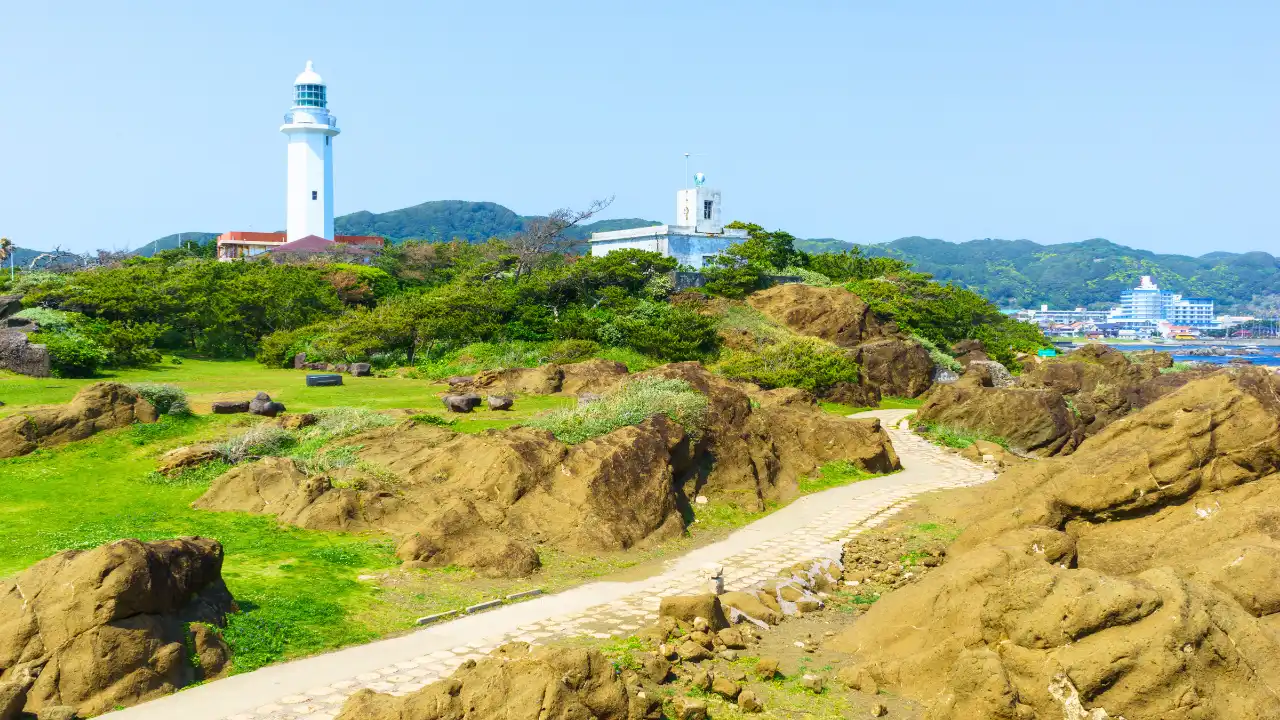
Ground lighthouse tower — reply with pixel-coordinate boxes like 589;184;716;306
281;61;340;241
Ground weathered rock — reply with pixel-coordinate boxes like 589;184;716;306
0;328;50;377
486;394;514;411
0;382;157;459
676;640;712;662
156;444;218;474
559;358;629;395
469;365;564;395
292;352;306;369
917;376;1082;456
210;400;249;414
444;375;474;387
0;676;33;720
335;644;634;720
801;673;825;693
395;499;541;578
197;364;899;577
850;338;935;398
349;362;372;377
830;370;1280;720
755;657;780;680
0;538;234;717
737;688;764;713
748;284;888;347
720;591;782;625
658;594;730;630
248;392;285;418
671;696;708;720
710;675;741;700
36;707;76;720
640;653;671;684
442;393;481;413
716;627;746;649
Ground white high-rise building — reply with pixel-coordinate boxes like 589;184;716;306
281;61;340;241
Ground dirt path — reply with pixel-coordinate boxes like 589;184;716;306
104;410;989;720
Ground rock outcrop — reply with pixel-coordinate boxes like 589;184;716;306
0;538;235;717
197;363;899;576
336;644;647;720
829;369;1280;720
747;284;888;347
916;344;1214;455
0;328;50;378
460;359;629;396
746;284;936;399
0;382;157;459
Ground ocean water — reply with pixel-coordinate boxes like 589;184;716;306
1094;343;1280;367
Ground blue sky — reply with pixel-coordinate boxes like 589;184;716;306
0;1;1276;254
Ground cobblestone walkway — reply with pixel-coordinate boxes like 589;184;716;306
106;409;991;720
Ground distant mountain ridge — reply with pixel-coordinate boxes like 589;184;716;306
796;236;1280;311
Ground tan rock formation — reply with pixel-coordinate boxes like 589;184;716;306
0;538;234;717
0;382;158;459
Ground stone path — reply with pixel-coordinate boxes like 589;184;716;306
105;409;990;720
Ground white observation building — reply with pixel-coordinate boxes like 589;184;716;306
587;173;746;269
281;61;340;241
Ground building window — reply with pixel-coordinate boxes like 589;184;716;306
312;191;318;200
703;201;713;220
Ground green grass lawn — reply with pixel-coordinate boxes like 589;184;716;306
819;395;923;416
1;358;888;675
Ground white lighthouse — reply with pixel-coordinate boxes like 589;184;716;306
281;61;340;241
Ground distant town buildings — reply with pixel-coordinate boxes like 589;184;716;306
587;173;746;269
1015;276;1238;338
216;62;385;262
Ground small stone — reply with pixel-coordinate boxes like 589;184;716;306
641;653;671;684
677;640;711;662
737;688;764;713
659;642;678;660
801;673;825;693
672;696;708;720
718;649;740;661
755;657;780;680
695;495;709;505
692;616;710;633
717;627;746;649
688;630;714;650
871;703;888;717
688;668;712;691
710;675;741;700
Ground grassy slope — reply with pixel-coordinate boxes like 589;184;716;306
0;358;881;673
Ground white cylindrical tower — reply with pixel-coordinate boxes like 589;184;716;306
281;61;340;241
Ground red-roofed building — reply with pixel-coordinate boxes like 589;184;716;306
216;231;384;261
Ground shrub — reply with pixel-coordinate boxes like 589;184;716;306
608;301;719;361
129;383;192;416
545;339;601;364
910;333;962;373
779;266;832;287
13;307;78;333
81;319;163;367
914;420;1009;450
408;413;455;427
256;323;330;368
1161;361;1196;374
305;407;397;442
525;377;708;444
33;331;107;378
215;425;297;464
716;338;860;395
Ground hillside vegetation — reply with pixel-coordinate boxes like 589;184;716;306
801;235;1280;311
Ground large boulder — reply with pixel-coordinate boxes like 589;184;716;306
0;383;157;459
442;393;481;413
0;329;50;377
336;644;642;720
559;358;629;395
747;284;888;347
469;365;564;395
0;538;235;717
397;499;541;577
916;372;1083;456
849;338;934;398
248;392;286;417
829;369;1280;720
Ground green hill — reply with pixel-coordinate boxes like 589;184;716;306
796;236;1280;312
133;232;222;257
